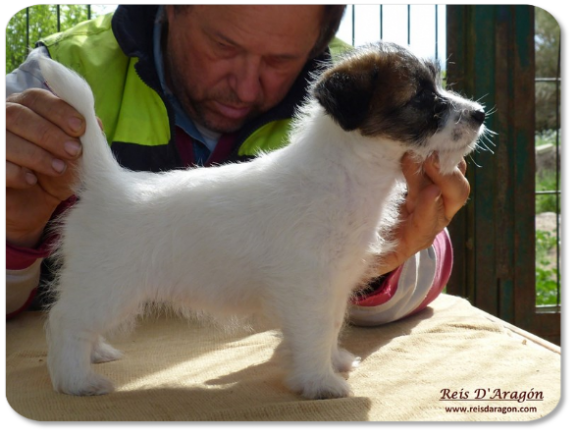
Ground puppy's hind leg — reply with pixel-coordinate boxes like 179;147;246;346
46;273;139;396
91;336;123;364
47;307;114;396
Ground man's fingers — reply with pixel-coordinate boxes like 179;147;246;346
401;153;427;187
6;101;83;162
6;130;79;202
423;156;470;220
6;161;38;189
6;131;69;178
410;183;446;244
6;90;84;177
457;158;467;176
374;184;442;276
7;88;85;137
401;153;431;212
373;153;468;278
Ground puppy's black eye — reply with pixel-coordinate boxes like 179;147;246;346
414;83;435;102
421;79;437;93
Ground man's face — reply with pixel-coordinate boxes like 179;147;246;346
164;5;324;133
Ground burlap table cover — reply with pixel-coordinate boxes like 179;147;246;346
6;294;561;421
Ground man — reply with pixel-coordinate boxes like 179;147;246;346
6;5;470;323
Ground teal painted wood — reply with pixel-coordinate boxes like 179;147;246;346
446;6;561;341
445;6;473;303
493;5;517;324
470;6;500;317
446;5;500;313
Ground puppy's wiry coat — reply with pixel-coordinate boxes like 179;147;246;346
41;42;485;399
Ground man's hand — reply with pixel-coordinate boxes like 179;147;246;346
374;152;470;276
6;88;85;248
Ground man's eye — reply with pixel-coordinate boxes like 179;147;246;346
214;41;235;54
266;57;288;69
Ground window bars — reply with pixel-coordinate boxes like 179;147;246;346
534;36;561;312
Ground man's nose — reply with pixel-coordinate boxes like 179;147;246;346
229;55;262;103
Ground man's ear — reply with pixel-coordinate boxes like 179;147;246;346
313;65;379;131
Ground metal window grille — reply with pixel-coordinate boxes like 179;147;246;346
337;5;445;64
534;33;561;313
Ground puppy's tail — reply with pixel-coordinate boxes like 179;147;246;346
38;54;122;191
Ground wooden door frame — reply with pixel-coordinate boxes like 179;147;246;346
446;5;560;344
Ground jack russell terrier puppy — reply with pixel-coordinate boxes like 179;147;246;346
39;42;486;399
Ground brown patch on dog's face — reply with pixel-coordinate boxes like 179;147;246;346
313;42;467;146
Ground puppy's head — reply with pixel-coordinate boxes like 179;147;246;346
314;42;486;172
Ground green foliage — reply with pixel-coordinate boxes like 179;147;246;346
535;131;560;215
534;126;560;305
535;8;561;78
6;5;91;74
535;8;561;133
535;171;560;214
535;129;558;147
535;229;560;306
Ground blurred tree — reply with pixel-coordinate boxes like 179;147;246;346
6;5;92;74
534;7;561;133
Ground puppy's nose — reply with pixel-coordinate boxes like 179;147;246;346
472;109;486;124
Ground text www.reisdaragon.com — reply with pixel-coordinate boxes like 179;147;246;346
444;405;539;415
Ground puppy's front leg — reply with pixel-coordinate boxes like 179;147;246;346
330;295;361;373
275;284;353;399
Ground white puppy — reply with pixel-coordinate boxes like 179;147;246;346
40;42;485;399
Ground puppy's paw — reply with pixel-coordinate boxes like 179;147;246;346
287;371;351;400
91;337;123;363
54;372;114;396
332;347;361;373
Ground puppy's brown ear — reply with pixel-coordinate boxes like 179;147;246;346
313;65;378;131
